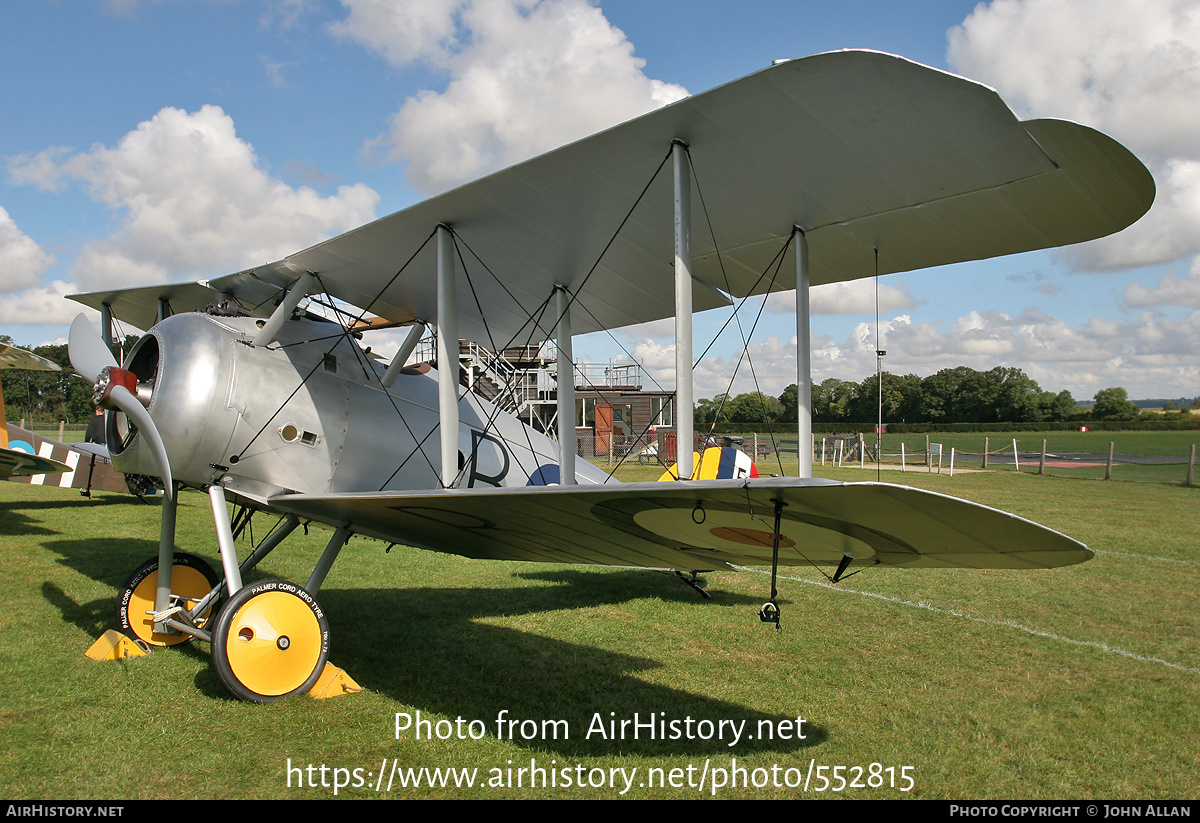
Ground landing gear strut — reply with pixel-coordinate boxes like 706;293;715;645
116;553;220;647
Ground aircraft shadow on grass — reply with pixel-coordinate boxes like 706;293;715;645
43;535;821;757
0;494;136;539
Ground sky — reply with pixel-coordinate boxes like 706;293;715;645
1;0;1198;402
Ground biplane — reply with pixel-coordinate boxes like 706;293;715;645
64;50;1153;702
0;343;74;478
1;343;135;494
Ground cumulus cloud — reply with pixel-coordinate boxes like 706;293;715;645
767;279;916;316
1125;257;1200;308
593;299;1200;400
0;280;81;328
0;206;56;292
947;0;1200;270
8;105;379;291
330;0;688;193
849;308;1197;398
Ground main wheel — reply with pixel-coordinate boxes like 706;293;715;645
116;553;221;647
211;580;329;703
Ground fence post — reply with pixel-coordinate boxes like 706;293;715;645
1012;439;1020;473
925;434;930;470
1105;442;1114;480
1187;444;1195;487
1039;439;1047;475
950;447;955;477
983;436;989;469
58;420;65;440
901;442;906;472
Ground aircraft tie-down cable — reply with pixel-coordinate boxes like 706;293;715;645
300;229;448;487
347;226;440;329
302;271;445;489
446;230;546;486
687;144;790;478
440;148;674;473
556;146;674;319
230;270;444;485
693;239;788;477
563;221;789;479
361;225;556;490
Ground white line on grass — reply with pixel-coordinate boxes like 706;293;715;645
1094;549;1199;567
735;566;1200;676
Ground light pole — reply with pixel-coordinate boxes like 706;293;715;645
876;349;885;462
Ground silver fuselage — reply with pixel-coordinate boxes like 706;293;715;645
109;312;611;501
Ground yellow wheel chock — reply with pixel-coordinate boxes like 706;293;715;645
308;662;362;699
86;629;149;661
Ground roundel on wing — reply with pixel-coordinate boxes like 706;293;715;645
630;507;875;560
527;464;560;486
8;439;35;455
586;493;916;566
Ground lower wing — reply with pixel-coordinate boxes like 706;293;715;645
0;447;72;478
268;478;1090;572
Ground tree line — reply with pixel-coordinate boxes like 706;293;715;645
695;366;1175;428
0;335;141;425
1;337;1185;429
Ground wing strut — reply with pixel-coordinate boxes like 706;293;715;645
253;271;315;347
795;227;812;478
555;286;576;485
380;323;426;389
437;225;459;488
673;139;694;481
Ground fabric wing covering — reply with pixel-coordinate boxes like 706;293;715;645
269;478;1093;572
70;50;1153;345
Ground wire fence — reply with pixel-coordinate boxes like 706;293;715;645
572;430;1199;487
18;420;1196;487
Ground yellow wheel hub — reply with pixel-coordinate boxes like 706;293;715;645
222;590;324;697
118;555;219;647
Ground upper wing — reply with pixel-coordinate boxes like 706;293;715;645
72;50;1152;343
0;343;61;372
268;477;1091;572
0;345;70;476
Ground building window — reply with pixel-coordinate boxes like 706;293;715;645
650;396;672;427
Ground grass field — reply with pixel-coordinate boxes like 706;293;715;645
0;464;1196;800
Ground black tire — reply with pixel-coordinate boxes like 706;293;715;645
116;553;221;647
210;579;329;703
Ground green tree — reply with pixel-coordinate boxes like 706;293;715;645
812;378;857;423
1091;387;1140;420
695;394;730;429
991;367;1044;422
727;391;782;425
777;383;799;422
